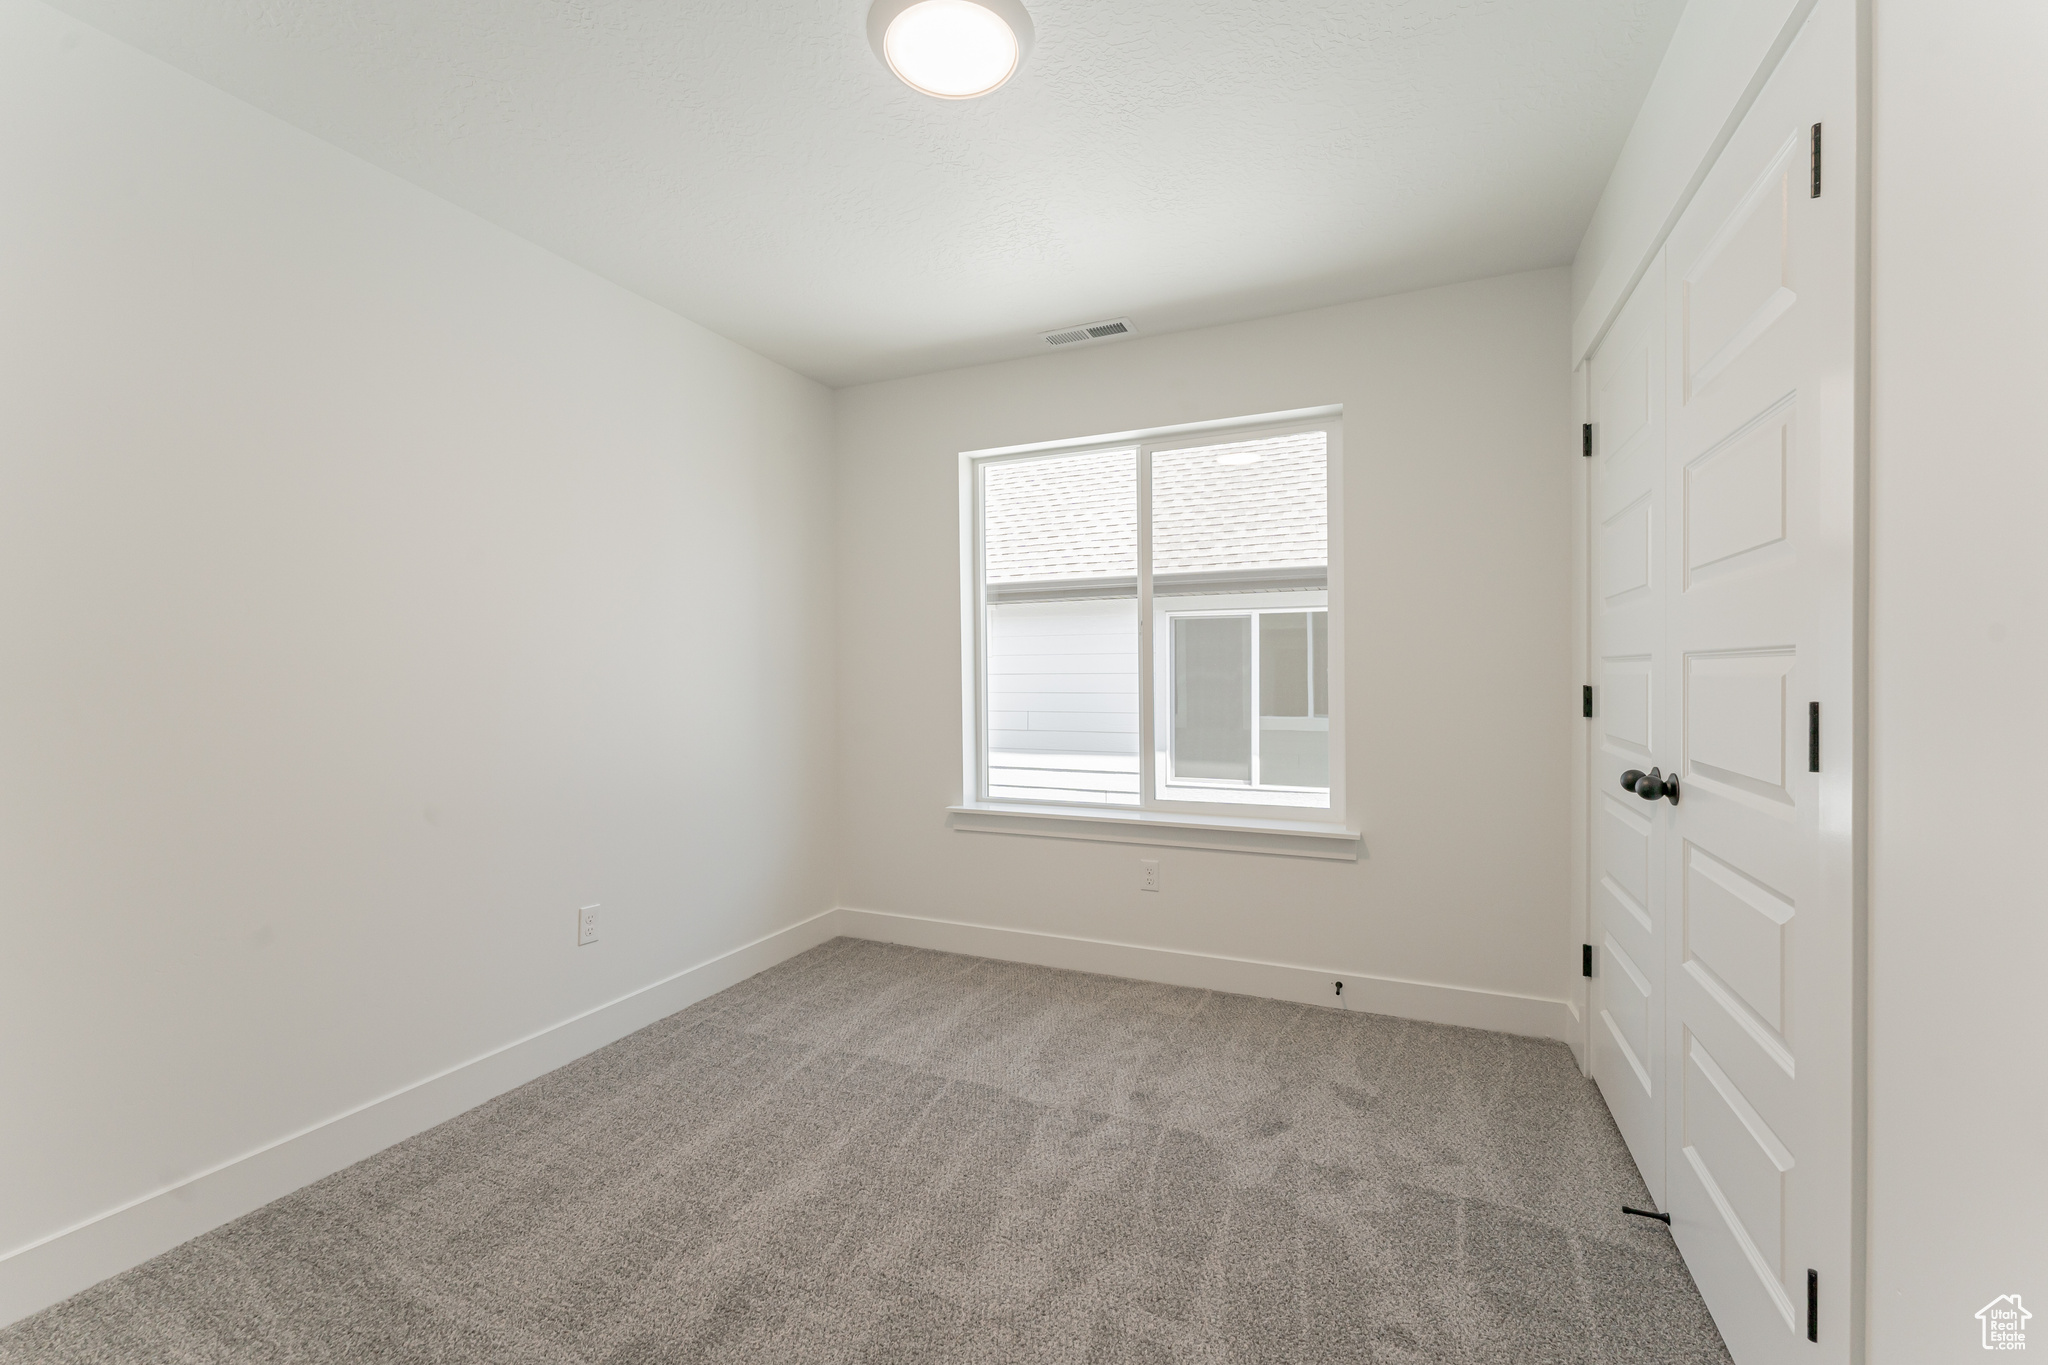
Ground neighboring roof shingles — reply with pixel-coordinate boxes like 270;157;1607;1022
984;432;1326;583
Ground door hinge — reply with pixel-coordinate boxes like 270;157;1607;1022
1583;684;1594;718
1810;123;1822;198
1808;701;1820;772
1582;944;1594;978
1582;422;1593;457
1808;1269;1819;1341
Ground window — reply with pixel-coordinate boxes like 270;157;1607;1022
966;413;1341;822
1167;606;1328;788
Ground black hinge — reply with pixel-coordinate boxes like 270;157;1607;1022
1808;702;1821;772
1582;422;1593;457
1583;685;1594;718
1582;944;1594;978
1810;123;1822;198
1808;1269;1819;1341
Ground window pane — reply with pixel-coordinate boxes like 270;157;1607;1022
1172;615;1251;781
1151;431;1326;584
985;449;1136;585
1312;609;1328;718
1258;610;1326;786
1151;429;1329;805
1259;722;1329;788
1259;612;1309;717
982;451;1139;805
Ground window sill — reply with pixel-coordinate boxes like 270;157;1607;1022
946;803;1363;861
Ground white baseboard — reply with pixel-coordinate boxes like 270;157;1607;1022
1564;994;1588;1074
0;907;843;1330
836;907;1573;1043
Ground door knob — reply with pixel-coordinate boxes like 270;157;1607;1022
1634;766;1679;804
1620;770;1645;793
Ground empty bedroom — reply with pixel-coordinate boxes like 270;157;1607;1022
0;0;2038;1361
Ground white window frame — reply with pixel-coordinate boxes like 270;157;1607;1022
955;408;1351;851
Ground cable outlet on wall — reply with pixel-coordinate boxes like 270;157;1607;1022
1140;859;1160;892
577;904;600;946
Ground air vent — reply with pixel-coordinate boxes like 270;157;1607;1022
1041;317;1134;347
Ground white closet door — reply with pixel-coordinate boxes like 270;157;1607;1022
1586;253;1669;1206
1659;0;1858;1356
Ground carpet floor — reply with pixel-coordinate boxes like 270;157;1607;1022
1;938;1731;1364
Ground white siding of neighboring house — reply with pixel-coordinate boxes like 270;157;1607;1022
986;598;1139;803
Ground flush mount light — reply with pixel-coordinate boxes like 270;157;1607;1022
868;0;1033;99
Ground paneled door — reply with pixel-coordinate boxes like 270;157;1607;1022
1585;252;1669;1207
1659;0;1857;1357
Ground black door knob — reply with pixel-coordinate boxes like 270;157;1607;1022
1634;766;1679;804
1620;769;1645;793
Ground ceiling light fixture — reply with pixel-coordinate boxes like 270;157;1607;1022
868;0;1033;100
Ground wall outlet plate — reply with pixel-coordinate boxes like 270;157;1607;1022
1140;859;1161;892
577;904;600;946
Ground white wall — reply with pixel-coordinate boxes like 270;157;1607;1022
1868;0;2048;1354
834;270;1576;1034
0;0;835;1320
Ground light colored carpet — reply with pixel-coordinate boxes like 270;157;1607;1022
1;938;1731;1363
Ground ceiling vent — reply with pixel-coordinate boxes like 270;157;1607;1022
1041;317;1134;348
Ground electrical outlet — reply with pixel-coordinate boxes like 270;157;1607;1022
1140;859;1160;892
577;904;600;946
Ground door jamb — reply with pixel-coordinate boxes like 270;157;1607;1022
1569;360;1593;1076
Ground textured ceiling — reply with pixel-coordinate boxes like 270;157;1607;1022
49;0;1684;386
